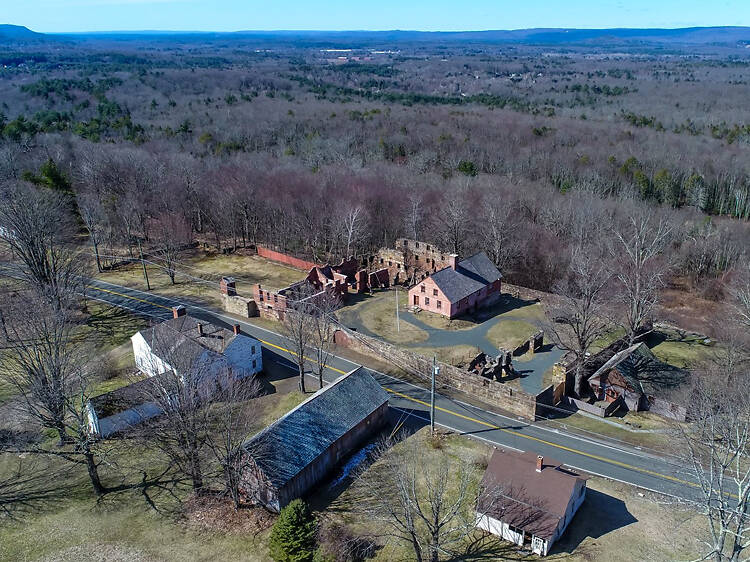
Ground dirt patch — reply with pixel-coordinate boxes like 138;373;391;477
183;495;275;536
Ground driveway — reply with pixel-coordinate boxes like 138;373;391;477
338;294;565;394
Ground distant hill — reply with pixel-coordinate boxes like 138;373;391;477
0;24;44;40
8;25;750;49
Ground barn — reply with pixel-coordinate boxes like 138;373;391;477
238;367;389;512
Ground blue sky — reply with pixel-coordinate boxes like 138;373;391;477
5;0;750;33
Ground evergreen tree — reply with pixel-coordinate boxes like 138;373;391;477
268;499;317;562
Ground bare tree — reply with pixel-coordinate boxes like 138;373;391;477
0;299;107;495
204;372;263;508
342;206;364;258
678;368;750;562
151;214;192;284
0;182;82;308
281;291;315;394
354;436;482;562
479;197;517;273
405;192;425;241
309;290;341;390
135;337;217;493
546;246;612;397
437;197;469;256
610;213;672;345
77;191;107;273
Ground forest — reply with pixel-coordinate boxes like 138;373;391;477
1;32;749;321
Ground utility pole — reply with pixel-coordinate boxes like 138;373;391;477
431;355;438;434
138;238;151;291
395;285;400;333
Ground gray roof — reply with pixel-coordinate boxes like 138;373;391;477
429;252;502;303
589;343;689;397
243;367;389;489
139;316;239;362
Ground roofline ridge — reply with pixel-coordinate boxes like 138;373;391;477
243;366;365;444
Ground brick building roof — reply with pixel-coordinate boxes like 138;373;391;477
242;367;388;490
428;252;502;303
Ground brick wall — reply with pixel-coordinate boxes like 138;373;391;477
256;246;317;271
333;327;549;419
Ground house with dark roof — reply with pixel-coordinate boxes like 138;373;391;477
476;449;587;556
237;367;389;512
587;343;689;420
131;306;262;380
407;251;503;318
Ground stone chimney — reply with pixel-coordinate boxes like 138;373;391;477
172;305;186;318
232;324;241;335
220;276;236;296
197;322;204;336
536;455;543;473
447;254;459;270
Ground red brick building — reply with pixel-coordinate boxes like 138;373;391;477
408;252;502;319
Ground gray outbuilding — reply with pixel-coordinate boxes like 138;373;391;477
238;367;389;512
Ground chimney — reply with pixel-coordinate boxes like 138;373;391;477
448;254;458;270
232;324;241;335
197;322;204;336
536;455;543;473
172;305;186;318
220;276;236;296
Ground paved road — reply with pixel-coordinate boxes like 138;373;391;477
66;276;706;503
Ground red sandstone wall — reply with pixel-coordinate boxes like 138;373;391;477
257;246;317;271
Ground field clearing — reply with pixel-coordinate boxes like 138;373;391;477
93;250;306;310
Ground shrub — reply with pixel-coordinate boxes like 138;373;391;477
316;521;376;562
269;499;317;562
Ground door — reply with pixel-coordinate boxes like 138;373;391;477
414;295;419;306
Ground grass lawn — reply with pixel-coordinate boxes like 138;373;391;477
336;290;429;345
411;344;483;368
538;411;678;452
646;328;716;369
93;250;305;310
486;318;537;351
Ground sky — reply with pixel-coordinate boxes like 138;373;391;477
4;0;750;33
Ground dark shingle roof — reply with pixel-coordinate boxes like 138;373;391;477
589;343;689;397
243;367;388;489
429;252;502;303
139;316;238;361
478;449;586;539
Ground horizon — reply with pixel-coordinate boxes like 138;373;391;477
3;0;750;34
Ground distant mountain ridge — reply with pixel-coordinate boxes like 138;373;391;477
3;24;750;47
0;24;44;40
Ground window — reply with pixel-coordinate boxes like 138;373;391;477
388;261;392;266
426;245;430;250
433;289;438;297
251;346;256;354
415;242;419;248
425;297;430;306
380;258;384;264
403;240;408;246
437;300;441;309
420;285;426;293
273;295;278;303
252;359;257;369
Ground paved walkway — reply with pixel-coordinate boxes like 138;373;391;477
338;295;565;394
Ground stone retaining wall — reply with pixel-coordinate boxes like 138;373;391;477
333;327;550;419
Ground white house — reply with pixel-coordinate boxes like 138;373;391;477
131;306;263;380
476;449;587;556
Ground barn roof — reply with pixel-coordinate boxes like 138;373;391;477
588;343;688;397
242;367;388;490
429;252;502;303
